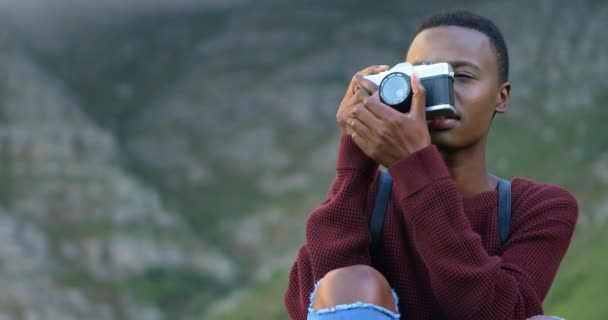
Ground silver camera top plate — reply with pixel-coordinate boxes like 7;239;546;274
364;62;453;86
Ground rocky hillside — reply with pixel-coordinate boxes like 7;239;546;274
0;0;607;319
0;34;241;319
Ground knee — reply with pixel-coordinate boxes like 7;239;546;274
312;265;396;313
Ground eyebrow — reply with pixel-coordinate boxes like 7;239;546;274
412;60;480;70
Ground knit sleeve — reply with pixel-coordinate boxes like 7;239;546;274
284;134;379;320
387;145;578;320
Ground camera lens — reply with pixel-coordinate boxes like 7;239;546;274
379;72;410;106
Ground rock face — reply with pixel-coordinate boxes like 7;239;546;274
0;0;607;319
0;35;237;319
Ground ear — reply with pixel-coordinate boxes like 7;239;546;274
495;82;511;113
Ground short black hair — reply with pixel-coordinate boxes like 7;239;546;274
414;10;509;84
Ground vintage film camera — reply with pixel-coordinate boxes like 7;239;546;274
364;62;456;119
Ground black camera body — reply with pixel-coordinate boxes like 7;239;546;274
364;62;455;119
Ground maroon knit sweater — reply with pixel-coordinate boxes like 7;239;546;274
284;135;578;320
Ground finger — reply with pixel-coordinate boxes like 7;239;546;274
409;72;427;119
336;108;354;134
341;86;368;111
351;130;371;155
354;75;379;94
362;92;399;121
354;86;370;102
356;65;390;77
351;65;389;95
351;100;383;131
349;107;375;140
347;76;358;96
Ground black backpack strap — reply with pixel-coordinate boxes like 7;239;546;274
370;170;393;259
498;178;512;246
370;173;511;254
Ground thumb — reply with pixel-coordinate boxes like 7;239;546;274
410;72;427;119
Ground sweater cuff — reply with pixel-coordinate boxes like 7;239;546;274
387;144;450;198
336;134;378;177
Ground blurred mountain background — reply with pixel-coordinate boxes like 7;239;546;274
0;0;607;319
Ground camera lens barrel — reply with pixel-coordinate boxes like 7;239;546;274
378;70;455;118
379;72;412;112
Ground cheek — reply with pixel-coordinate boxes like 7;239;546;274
431;82;497;147
453;81;477;113
454;82;496;123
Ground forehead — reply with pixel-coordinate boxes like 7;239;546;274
406;26;496;71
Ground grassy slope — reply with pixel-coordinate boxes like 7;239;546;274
544;222;608;318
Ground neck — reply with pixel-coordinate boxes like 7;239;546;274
438;137;497;197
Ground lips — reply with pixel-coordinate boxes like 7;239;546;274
427;114;460;130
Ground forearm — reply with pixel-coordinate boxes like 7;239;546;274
388;145;576;319
305;169;375;273
305;135;378;277
285;135;378;319
395;174;541;319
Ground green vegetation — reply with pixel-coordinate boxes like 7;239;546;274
544;222;608;318
204;269;290;320
127;268;230;320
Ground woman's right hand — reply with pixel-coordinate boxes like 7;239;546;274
336;65;389;135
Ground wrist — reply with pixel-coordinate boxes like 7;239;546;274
387;144;450;197
336;134;378;178
410;138;431;156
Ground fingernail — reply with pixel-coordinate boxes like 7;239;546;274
380;65;390;68
412;72;420;82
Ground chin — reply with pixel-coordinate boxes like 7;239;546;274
430;132;467;151
431;130;485;152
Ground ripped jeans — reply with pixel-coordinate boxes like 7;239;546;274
306;279;565;320
307;279;401;320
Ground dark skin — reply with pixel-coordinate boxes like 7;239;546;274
336;26;511;196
